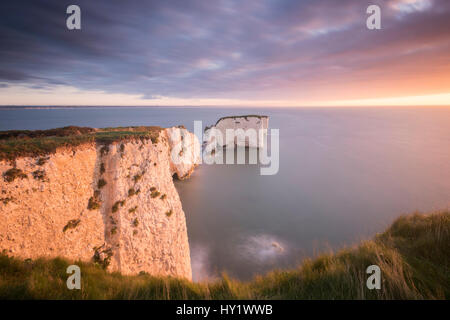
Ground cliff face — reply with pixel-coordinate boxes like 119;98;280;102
204;115;269;148
0;127;199;280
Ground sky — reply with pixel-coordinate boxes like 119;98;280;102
0;0;449;107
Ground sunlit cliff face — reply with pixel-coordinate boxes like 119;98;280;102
0;0;449;106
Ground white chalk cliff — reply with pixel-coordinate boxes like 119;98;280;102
0;127;200;280
204;115;269;148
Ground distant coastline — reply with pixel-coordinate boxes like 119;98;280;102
1;105;449;111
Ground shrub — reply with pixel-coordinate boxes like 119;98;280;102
32;170;46;181
3;168;27;182
112;202;120;213
133;174;142;183
0;197;14;205
165;209;173;217
97;179;107;189
112;200;126;213
128;206;138;214
93;246;113;270
36;157;49;166
132;218;139;227
63;219;81;232
100;163;105;175
111;226;117;235
160;194;167;200
100;145;109;156
128;188;136;197
151;191;160;198
150;187;156;192
87;193;101;210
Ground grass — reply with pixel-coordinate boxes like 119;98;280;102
0;126;162;161
0;211;448;299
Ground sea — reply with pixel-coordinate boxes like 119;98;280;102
1;106;449;281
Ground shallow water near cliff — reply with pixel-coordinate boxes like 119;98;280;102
1;106;450;281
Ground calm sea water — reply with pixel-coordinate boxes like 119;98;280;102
1;106;449;281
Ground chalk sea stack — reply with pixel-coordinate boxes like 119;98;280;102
204;115;269;148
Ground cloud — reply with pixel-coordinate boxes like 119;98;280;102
0;0;449;105
390;0;433;15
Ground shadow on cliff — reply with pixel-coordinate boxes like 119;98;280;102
91;141;121;271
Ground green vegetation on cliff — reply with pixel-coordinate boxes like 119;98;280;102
0;126;162;161
0;211;448;299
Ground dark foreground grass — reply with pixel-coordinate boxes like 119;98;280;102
0;126;162;161
0;211;448;299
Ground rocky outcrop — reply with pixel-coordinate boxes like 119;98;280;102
204;115;269;148
0;127;200;280
167;127;201;180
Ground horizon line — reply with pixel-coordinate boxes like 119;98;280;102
1;105;449;108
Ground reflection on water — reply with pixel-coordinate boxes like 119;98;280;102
1;106;450;281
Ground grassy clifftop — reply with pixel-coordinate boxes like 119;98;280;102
0;126;162;161
0;211;448;299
